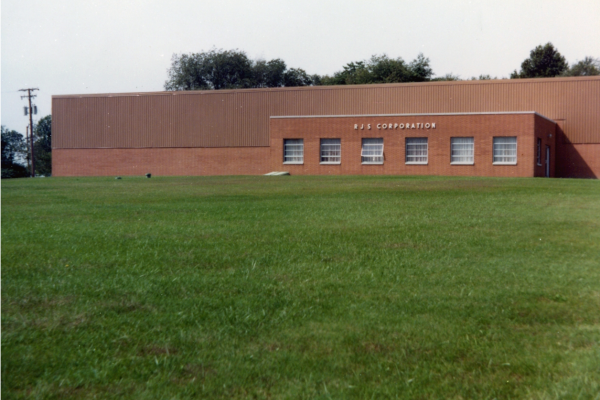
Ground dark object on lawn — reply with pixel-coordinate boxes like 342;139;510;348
146;173;152;178
115;176;122;180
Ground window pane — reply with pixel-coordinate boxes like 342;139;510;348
406;137;428;163
361;138;383;163
284;139;303;163
451;137;474;163
320;139;341;163
493;137;517;163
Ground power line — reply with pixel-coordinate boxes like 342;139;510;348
19;88;39;177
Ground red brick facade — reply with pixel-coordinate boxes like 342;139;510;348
53;113;564;178
270;113;556;178
53;147;270;176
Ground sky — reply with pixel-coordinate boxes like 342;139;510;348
2;0;600;133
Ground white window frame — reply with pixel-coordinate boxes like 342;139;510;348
405;137;428;165
361;138;384;164
283;139;304;164
537;138;542;166
493;137;517;165
450;137;474;165
320;139;341;164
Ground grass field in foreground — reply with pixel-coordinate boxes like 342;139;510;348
2;175;599;399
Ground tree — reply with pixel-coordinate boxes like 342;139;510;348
165;49;315;90
511;43;568;79
470;74;496;80
369;55;412;83
283;68;313;87
165;49;254;90
431;73;461;81
1;126;27;179
318;53;433;85
253;59;287;88
33;115;52;176
408;53;434;82
318;61;368;85
564;57;600;76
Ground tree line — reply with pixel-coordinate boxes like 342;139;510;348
1;115;51;178
164;43;599;91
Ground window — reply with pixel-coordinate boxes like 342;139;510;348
451;137;474;164
537;138;542;165
493;137;517;164
405;137;428;164
283;139;303;164
320;139;341;164
361;138;384;164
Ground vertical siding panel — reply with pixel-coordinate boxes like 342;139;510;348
52;77;600;148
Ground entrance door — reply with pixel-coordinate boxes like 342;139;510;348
545;146;550;177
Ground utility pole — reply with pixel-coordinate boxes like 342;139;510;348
25;124;32;173
20;88;39;177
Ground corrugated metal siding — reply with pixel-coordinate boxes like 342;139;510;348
52;77;600;148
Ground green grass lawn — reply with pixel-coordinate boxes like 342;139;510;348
2;175;599;399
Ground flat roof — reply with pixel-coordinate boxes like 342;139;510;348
51;76;600;99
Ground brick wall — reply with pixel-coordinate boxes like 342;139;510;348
55;113;595;179
270;114;538;177
53;147;270;176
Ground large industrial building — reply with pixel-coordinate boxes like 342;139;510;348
52;76;600;178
